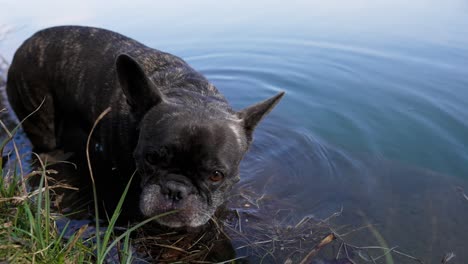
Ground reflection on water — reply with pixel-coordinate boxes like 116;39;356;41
1;0;468;262
242;122;468;262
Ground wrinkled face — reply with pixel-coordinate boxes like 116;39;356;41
134;106;247;227
115;54;284;227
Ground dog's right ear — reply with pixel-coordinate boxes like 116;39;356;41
116;54;164;118
237;91;285;143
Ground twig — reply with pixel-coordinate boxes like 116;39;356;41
456;187;468;202
153;243;189;253
235;208;242;233
344;244;357;264
372;246;398;261
392;249;424;263
187;232;206;250
336;242;344;259
85;106;111;253
4;97;47;194
320;205;343;223
0;119;26;194
299;233;336;264
441;252;455;263
86;107;111;186
339;224;374;237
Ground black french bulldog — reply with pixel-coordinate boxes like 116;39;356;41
7;26;284;228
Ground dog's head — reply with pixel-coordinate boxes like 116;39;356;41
116;54;284;228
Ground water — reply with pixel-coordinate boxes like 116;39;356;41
1;0;468;262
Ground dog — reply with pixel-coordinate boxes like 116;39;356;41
6;26;284;228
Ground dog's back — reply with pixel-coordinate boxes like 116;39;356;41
7;26;225;152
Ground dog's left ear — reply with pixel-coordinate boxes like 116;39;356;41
237;91;285;142
116;54;164;119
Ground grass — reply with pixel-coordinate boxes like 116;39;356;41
0;137;94;262
0;104;170;263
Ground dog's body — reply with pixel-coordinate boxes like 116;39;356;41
7;26;283;227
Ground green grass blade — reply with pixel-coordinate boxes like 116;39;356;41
99;173;135;259
101;210;177;262
35;169;46;249
123;231;132;264
54;220;71;253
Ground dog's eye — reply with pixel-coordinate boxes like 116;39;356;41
144;147;169;165
209;170;224;182
145;152;158;165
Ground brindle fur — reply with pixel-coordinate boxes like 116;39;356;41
7;26;284;227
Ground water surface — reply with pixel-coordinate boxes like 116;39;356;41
1;0;468;262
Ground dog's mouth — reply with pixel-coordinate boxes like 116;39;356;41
150;196;198;218
139;184;214;228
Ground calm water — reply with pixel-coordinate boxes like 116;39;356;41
1;0;468;263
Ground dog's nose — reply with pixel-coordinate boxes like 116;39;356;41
162;181;190;202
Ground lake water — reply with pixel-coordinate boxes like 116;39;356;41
1;0;468;263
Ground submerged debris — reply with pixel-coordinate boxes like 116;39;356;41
441;252;456;264
120;186;428;263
